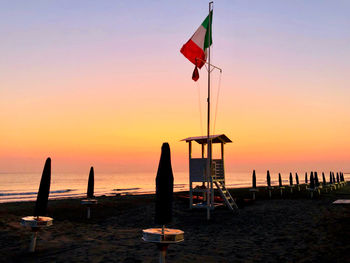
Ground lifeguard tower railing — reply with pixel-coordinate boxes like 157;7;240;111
182;134;238;211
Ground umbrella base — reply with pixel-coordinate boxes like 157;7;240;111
21;216;53;228
142;228;184;263
81;199;98;219
21;216;53;252
142;228;184;243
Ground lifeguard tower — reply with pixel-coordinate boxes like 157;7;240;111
182;134;238;213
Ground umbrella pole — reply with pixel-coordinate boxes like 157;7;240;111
87;206;91;219
29;228;39;252
157;243;168;263
158;226;166;263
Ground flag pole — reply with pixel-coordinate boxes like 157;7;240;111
206;1;213;221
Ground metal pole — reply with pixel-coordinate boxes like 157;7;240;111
159;249;166;263
206;1;213;221
157;244;168;263
87;207;91;219
29;230;38;252
189;142;193;209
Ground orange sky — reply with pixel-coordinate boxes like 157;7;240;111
1;1;349;174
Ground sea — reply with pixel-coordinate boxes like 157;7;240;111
0;171;348;203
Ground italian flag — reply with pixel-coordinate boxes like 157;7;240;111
180;11;213;71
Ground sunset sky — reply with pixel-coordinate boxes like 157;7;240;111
1;1;349;174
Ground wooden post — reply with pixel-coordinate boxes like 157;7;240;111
221;142;225;182
189;142;193;209
211;179;214;207
221;143;224;159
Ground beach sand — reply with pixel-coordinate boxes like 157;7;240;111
0;184;349;263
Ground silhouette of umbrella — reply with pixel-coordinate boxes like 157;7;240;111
341;172;344;182
87;167;94;199
34;158;51;217
289;173;293;186
314;172;319;187
332;172;336;184
295;173;299;185
252;170;257;189
322;172;326;186
267;170;271;187
279;173;283;187
310;172;315;189
155;143;174;226
336;173;340;183
305;172;308;184
329;172;333;184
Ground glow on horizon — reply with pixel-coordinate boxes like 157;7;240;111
1;1;349;174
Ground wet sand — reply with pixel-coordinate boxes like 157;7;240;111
0;184;349;263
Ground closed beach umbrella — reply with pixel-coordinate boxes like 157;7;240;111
329;172;333;184
267;170;271;187
279;173;282;187
34;158;51;217
310;172;315;189
252;170;257;189
336;173;340;183
155;143;174;225
289;173;293;186
341;172;344;182
315;172;319;187
332;172;336;184
305;172;308;184
322;172;326;186
87;167;94;199
295;173;299;185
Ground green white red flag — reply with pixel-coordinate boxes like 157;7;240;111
180;11;213;81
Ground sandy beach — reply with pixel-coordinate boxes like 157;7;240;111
0;184;349;263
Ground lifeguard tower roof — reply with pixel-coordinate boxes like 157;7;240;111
181;134;232;144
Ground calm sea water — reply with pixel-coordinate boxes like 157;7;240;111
0;171;348;203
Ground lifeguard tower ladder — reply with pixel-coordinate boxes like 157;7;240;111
182;134;238;212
